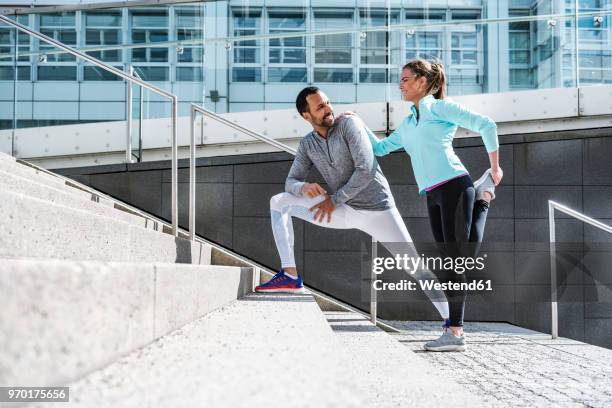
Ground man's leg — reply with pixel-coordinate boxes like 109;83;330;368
352;206;450;321
270;192;353;268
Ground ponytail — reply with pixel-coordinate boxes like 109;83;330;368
402;59;447;100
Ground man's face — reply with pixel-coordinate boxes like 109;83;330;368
303;91;335;129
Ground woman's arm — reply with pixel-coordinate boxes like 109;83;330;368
358;116;404;157
432;99;498;154
433;99;503;184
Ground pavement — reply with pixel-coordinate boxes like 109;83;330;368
386;320;612;408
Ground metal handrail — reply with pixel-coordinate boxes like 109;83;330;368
0;14;179;236
548;200;612;339
188;103;380;324
188;104;296;240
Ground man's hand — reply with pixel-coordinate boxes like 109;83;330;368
309;196;336;223
491;167;503;186
302;182;327;198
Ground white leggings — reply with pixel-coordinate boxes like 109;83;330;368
269;192;449;319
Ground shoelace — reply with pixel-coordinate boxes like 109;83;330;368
266;272;287;285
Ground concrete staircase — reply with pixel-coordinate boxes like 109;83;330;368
0;152;485;407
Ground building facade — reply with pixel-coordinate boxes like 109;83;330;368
0;0;611;128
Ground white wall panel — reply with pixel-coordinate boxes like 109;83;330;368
579;85;612;117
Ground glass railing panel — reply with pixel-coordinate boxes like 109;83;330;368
577;12;612;87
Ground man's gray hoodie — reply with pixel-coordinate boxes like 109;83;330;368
285;115;395;211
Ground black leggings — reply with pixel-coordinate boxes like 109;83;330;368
426;174;490;327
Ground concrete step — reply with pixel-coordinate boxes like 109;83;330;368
0;259;254;387
32;293;368;408
0;154;97;199
324;312;487;407
0;189;210;264
0;169;152;229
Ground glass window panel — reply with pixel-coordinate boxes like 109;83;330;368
37;66;77;81
510;32;530;48
176;66;203;81
83;66;123;80
131;11;168;28
176;7;201;27
269;48;280;63
359;68;386;83
510;68;531;86
510;50;530;63
315;48;351;64
132;30;146;43
85;12;121;27
268;67;307;82
150;48;168;62
150;30;168;43
463;51;477;64
133;66;168;81
284;49;305;63
132;48;147;61
269;13;305;30
232;67;261;82
234;48;258;63
40;13;75;27
178;47;203;63
314;68;353;83
315;33;351;48
361;49;387;64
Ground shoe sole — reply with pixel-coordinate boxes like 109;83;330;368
255;287;305;294
424;344;467;352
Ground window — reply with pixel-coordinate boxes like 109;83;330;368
359;10;399;83
405;11;444;61
231;9;261;82
175;6;204;82
509;11;534;89
448;11;483;87
38;12;77;80
130;9;168;63
314;10;353;83
84;11;122;63
267;10;306;82
0;15;31;80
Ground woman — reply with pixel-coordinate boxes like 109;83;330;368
368;59;502;352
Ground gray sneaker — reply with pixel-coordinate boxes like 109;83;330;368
473;169;496;201
424;331;467;352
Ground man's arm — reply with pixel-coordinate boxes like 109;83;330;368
330;117;378;206
285;139;313;196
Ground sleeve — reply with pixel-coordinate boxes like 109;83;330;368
366;118;406;156
330;117;378;206
432;99;499;153
285;139;312;196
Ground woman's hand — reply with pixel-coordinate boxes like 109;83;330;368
491;167;503;186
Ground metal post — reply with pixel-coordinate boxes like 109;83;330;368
126;65;133;164
189;106;196;241
549;201;558;339
171;95;178;237
371;237;378;325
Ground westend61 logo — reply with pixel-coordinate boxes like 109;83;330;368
371;254;492;292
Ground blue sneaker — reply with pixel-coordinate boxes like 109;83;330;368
255;270;304;293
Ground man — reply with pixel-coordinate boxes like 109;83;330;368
255;87;448;322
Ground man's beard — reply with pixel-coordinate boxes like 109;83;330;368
318;112;335;128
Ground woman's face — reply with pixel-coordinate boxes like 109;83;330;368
399;68;427;103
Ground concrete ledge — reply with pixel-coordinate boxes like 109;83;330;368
0;259;251;387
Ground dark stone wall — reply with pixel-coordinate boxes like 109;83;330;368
57;128;612;348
